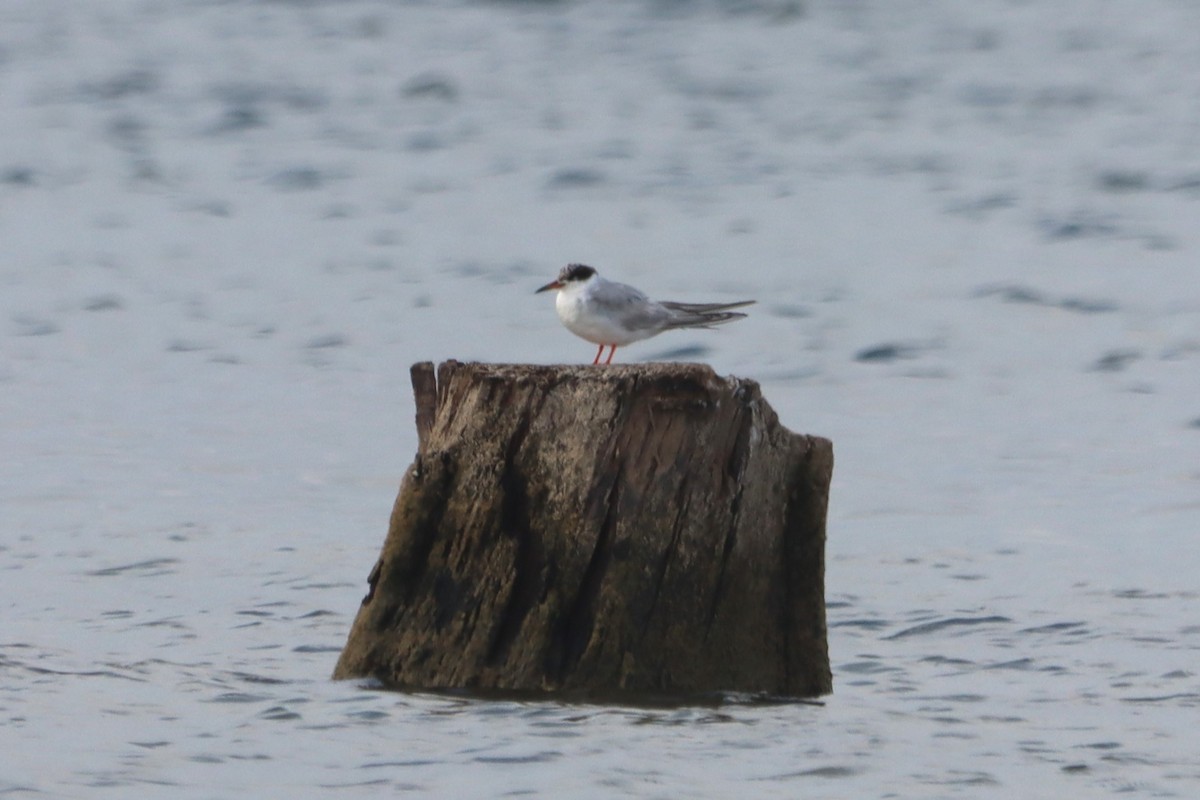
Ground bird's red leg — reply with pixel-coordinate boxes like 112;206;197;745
592;344;604;365
605;345;617;365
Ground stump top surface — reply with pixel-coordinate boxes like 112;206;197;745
429;360;729;382
412;361;768;440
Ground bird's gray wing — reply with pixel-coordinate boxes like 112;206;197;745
590;281;672;332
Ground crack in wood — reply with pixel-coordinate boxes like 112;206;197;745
486;393;549;666
547;465;621;684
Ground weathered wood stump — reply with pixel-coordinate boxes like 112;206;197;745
333;360;833;699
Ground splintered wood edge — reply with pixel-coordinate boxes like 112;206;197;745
411;362;438;452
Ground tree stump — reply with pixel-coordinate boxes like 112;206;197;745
333;361;833;699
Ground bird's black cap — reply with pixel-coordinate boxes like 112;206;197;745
561;264;596;282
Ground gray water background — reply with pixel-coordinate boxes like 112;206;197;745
3;1;1199;797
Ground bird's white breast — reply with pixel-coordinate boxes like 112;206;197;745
555;283;653;346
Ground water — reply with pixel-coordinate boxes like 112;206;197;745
3;0;1199;797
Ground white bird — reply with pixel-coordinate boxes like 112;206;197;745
535;264;755;364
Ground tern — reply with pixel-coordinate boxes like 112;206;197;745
535;264;755;364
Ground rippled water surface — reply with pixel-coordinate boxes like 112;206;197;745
3;0;1199;797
